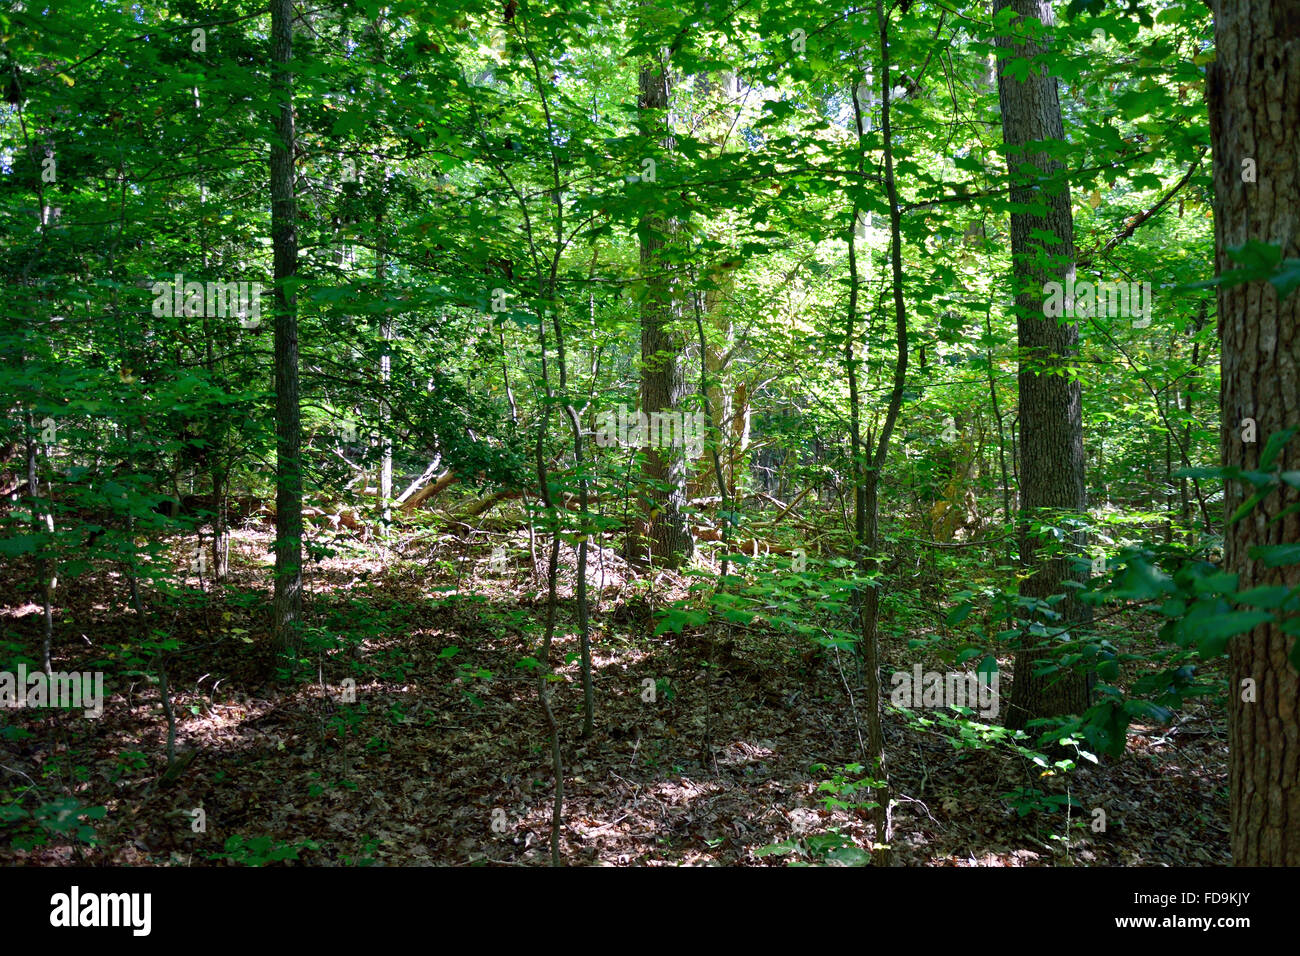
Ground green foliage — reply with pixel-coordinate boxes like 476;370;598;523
1002;787;1083;819
0;796;106;852
1046;431;1300;756
0;0;1255;868
811;762;885;813
211;834;320;867
755;829;871;867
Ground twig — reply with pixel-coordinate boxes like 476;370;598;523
0;763;41;792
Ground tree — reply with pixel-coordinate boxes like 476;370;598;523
1205;0;1300;865
841;0;912;862
636;47;693;567
270;0;303;652
994;0;1091;729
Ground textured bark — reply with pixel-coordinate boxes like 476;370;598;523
270;0;303;651
637;56;693;566
1206;0;1300;866
689;260;737;500
728;381;751;499
994;0;1091;728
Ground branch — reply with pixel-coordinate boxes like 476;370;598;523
1078;148;1207;269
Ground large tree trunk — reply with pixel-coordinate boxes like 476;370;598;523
637;53;693;566
1206;0;1300;866
994;0;1091;729
270;0;303;652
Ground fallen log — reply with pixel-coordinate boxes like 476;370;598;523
457;489;515;519
302;506;362;531
689;526;800;557
400;469;457;512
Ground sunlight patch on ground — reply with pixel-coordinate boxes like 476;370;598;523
0;603;43;619
716;739;776;768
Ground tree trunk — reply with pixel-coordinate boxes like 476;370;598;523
378;224;393;527
994;0;1091;729
270;0;303;652
689;259;736;499
25;408;53;672
845;0;911;856
985;310;1014;560
636;53;693;567
1206;0;1300;866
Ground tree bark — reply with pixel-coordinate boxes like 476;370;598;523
637;52;693;567
1206;0;1300;866
994;0;1091;729
270;0;303;652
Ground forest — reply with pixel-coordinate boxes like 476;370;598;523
1;0;1297;875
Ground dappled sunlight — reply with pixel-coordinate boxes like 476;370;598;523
5;0;1280;878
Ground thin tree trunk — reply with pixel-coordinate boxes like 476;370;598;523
377;218;393;527
1182;299;1210;540
844;0;911;857
25;409;53;672
270;0;303;653
533;296;566;865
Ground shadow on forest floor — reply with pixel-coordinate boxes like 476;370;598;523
0;527;1229;866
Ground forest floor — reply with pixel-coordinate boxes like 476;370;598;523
0;526;1231;866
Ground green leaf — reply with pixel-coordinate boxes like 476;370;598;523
1259;428;1297;469
946;602;973;626
1230;489;1271;525
1191;610;1273;656
753;839;800;857
0;534;44;557
1251;544;1300;567
826;846;871;866
1234;586;1297;610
